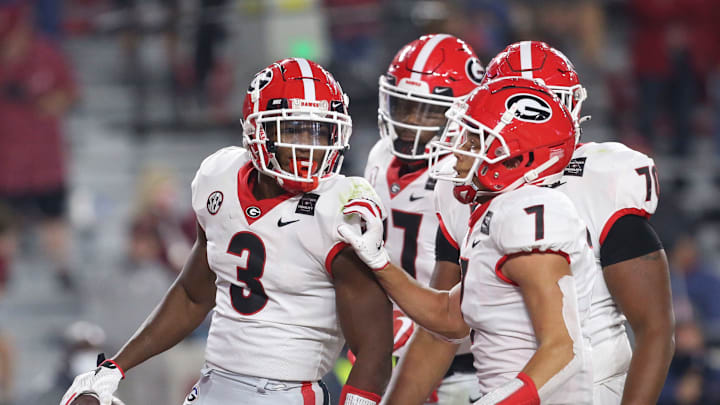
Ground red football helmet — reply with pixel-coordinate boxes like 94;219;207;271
482;41;587;123
378;33;484;160
242;58;351;193
429;77;577;204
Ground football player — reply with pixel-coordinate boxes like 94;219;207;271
393;41;673;405
363;33;484;404
342;77;597;404
60;58;393;405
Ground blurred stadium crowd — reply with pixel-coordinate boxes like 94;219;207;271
1;0;720;404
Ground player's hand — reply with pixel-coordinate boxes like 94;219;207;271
59;358;124;405
338;198;389;271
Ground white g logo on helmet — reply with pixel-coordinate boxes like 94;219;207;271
466;57;485;85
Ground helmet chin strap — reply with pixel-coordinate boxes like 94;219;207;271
275;176;318;194
471;155;561;199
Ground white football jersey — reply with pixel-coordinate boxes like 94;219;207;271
554;142;658;380
460;186;596;404
435;142;659;382
191;146;384;381
367;141;475;360
364;138;445;287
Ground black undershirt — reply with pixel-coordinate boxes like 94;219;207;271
435;225;460;264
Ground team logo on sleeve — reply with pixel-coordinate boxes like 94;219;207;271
206;191;224;215
505;94;552;123
480;211;493;235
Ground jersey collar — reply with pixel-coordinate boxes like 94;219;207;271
237;162;295;225
468;201;491;233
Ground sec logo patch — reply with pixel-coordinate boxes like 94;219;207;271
206;191;223;215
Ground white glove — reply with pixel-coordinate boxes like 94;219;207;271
337;198;390;271
60;360;124;405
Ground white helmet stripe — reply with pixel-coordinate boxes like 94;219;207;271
520;41;533;79
294;58;316;101
410;34;451;81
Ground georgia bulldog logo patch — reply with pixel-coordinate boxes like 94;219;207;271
206;191;223;215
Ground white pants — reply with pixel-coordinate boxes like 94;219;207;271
183;367;329;405
591;333;632;405
593;374;626;405
426;372;477;405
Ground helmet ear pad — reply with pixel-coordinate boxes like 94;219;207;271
453;184;477;205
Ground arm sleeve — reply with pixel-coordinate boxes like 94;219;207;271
435;225;460;264
600;214;663;267
433;177;468;247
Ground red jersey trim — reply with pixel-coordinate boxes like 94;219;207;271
63;393;78;405
494;249;572;286
468;201;491;232
325;242;350;276
436;213;459;250
386;158;428;198
301;381;315;405
599;208;651;246
237;162;295;225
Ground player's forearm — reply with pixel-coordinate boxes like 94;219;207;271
346;350;392;397
620;322;675;405
521;338;575;395
385;328;457;405
112;280;213;372
376;263;460;337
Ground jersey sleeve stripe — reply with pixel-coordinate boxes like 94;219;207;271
598;208;650;246
325;242;350;276
494;249;572;286
436;213;459;250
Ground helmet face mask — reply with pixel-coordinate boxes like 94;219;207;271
242;58;351;193
378;34;484;161
429;77;577;203
379;86;451;158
